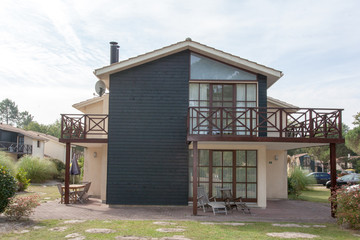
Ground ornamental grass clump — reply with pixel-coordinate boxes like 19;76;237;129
330;186;360;229
288;167;315;198
4;195;40;221
16;155;58;183
0;151;16;175
0;165;17;213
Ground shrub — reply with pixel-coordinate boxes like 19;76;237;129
16;168;30;191
0;165;17;213
0;152;16;175
48;158;65;181
16;155;58;183
288;167;314;198
330;186;360;229
4;195;40;221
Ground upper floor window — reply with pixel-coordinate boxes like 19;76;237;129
190;53;257;81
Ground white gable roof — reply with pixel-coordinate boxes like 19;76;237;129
94;39;283;88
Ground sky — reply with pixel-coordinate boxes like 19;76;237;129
0;0;359;128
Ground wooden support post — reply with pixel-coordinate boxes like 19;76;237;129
64;142;71;204
192;141;198;216
330;143;337;218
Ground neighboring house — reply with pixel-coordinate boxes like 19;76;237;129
0;123;46;159
288;153;323;172
60;39;344;211
28;131;67;163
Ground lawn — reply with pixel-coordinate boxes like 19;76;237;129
288;185;331;203
17;184;60;202
1;219;359;240
2;185;357;239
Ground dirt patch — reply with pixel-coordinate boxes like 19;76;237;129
267;232;319;238
0;218;36;234
115;236;191;240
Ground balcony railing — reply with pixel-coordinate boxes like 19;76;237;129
60;107;343;143
0;141;32;154
60;114;108;142
188;107;343;141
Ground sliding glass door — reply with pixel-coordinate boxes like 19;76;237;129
189;150;257;202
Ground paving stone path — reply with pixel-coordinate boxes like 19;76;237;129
85;228;116;233
156;228;186;233
267;232;319;239
272;223;326;228
65;232;86;240
49;226;68;232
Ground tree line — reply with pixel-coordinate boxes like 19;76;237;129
0;98;61;138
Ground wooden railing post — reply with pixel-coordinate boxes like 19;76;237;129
309;109;314;138
339;110;342;139
250;108;253;136
61;115;64;139
83;115;87;139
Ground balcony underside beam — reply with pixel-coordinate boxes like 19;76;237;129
59;139;108;143
187;135;345;144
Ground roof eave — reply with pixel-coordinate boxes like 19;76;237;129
94;40;283;89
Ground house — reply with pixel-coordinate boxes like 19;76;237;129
288;153;323;172
28;131;68;163
0;123;47;160
60;39;344;214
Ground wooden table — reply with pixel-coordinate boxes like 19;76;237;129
62;184;86;203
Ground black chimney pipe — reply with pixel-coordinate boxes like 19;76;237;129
110;41;119;64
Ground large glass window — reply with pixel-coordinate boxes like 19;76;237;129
189;150;257;201
190;53;257;80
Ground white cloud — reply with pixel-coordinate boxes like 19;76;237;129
0;0;359;128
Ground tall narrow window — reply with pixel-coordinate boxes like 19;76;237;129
37;141;40;148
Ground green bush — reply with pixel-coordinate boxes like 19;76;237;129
330;187;360;229
288;167;315;198
16;168;30;191
48;158;65;181
16;155;58;183
0;165;17;213
0;152;16;175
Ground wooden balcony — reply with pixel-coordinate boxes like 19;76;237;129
0;141;32;154
59;114;108;143
187;107;344;143
59;107;344;144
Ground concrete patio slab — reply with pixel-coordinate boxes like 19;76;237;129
30;198;335;223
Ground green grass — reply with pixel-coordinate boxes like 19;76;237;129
0;220;359;240
17;184;60;203
289;186;331;203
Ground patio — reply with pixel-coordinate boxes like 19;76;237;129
31;198;335;223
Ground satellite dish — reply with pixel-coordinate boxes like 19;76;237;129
95;80;106;97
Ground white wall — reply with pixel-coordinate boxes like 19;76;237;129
266;150;288;199
44;140;66;162
24;136;44;158
83;144;107;201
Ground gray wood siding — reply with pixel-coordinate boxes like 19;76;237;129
107;51;190;205
258;74;267;137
